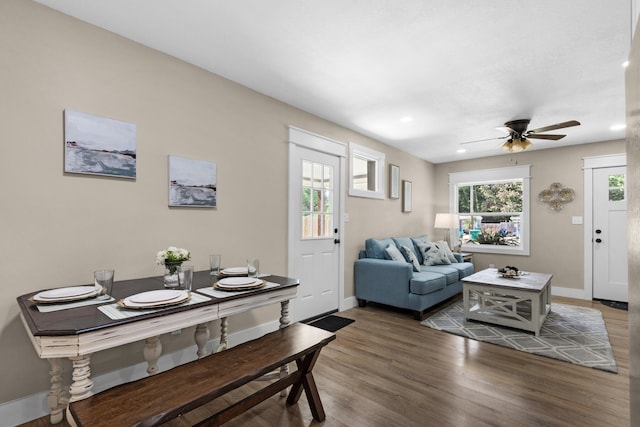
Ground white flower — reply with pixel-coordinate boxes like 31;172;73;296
156;246;190;265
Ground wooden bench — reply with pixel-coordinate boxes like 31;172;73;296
68;323;336;427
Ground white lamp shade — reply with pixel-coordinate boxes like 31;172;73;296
434;213;460;229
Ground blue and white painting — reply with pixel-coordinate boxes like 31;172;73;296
64;109;137;178
169;155;217;208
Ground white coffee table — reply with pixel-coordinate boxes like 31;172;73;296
462;268;553;336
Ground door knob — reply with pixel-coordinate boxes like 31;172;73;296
334;239;341;244
595;238;602;243
595;229;602;234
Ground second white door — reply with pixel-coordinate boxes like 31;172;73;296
592;166;628;302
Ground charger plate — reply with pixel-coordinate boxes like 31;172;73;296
214;278;265;291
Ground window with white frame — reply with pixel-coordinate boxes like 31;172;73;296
449;165;530;256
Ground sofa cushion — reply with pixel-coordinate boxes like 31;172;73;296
385;244;406;262
365;238;396;259
420;265;460;285
417;242;451;266
410;271;447;295
443;262;475;279
399;245;421;272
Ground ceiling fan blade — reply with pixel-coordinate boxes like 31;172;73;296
460;135;509;145
527;120;580;134
495;126;514;134
527;134;566;140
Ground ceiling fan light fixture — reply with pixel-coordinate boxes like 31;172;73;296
502;140;513;151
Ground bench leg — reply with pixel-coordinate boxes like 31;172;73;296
286;349;326;421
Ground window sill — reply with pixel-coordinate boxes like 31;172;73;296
461;244;529;256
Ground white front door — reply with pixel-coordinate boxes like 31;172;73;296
593;166;628;302
288;136;343;321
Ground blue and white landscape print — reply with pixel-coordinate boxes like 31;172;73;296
64;109;137;178
169;155;217;208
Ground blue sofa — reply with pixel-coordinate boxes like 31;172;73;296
355;235;474;319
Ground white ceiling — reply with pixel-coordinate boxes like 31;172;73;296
34;0;632;163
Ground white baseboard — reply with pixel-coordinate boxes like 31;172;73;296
551;285;591;300
0;319;281;426
341;295;358;311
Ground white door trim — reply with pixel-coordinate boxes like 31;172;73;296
287;126;347;320
583;153;626;300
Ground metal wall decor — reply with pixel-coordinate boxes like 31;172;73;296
538;182;574;211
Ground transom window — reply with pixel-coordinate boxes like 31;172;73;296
450;166;530;256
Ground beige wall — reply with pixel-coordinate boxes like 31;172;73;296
0;0;435;406
434;140;626;291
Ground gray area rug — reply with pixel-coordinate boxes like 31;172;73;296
421;300;617;373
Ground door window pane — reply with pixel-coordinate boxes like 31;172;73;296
302;160;334;239
609;174;624;201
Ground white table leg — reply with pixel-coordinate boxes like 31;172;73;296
463;285;470;320
279;300;291;396
279;300;291;328
144;336;162;375
47;358;68;424
195;323;210;358
68;355;93;401
214;317;228;353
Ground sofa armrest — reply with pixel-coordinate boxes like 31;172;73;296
354;258;412;306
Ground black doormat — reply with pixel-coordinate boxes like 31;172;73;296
599;300;628;311
307;315;355;332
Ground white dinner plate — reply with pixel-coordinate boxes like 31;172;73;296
220;267;249;276
32;284;102;303
128;290;184;304
120;291;190;309
38;285;98;299
217;277;261;287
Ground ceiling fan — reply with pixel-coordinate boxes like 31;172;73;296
462;119;581;152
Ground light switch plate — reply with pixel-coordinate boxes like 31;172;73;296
572;216;583;225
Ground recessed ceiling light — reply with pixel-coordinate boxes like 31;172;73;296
456;148;466;153
610;124;626;131
400;116;413;123
622;60;630;68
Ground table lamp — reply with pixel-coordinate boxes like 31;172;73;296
434;213;460;246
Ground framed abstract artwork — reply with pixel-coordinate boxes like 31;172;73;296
390;164;399;199
64;109;137;178
403;180;412;212
168;155;217;208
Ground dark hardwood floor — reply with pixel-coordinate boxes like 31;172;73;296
19;296;629;427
